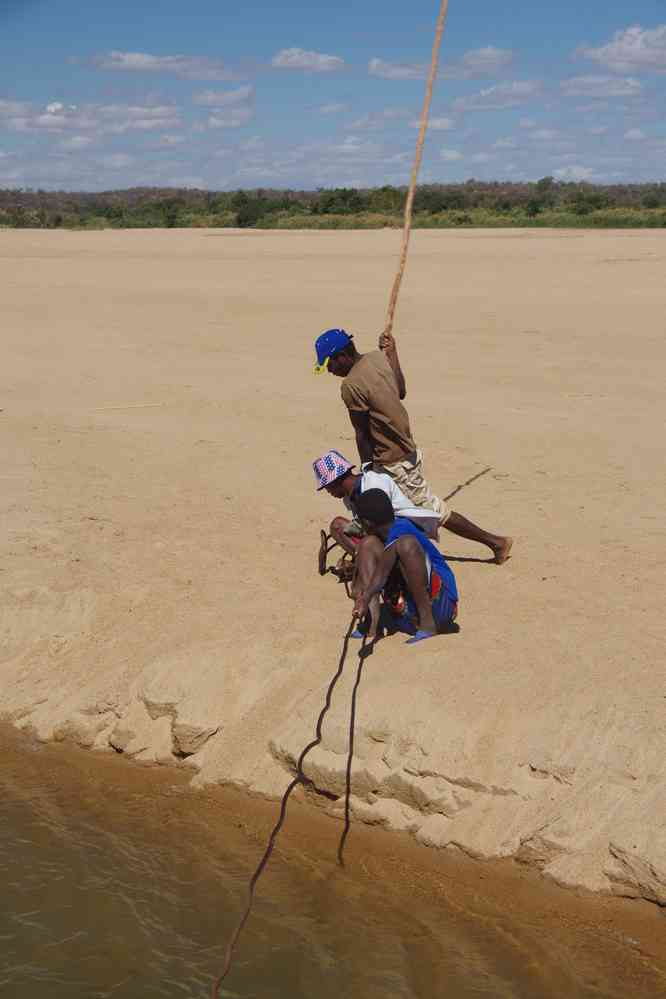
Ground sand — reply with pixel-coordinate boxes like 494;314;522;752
1;227;665;905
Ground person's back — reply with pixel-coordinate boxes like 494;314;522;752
351;464;440;539
341;350;415;466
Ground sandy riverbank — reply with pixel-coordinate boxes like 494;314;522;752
1;227;665;904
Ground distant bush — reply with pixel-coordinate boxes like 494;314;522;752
2;181;666;230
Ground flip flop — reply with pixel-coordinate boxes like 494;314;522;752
405;629;436;645
350;628;365;640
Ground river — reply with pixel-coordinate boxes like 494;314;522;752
1;724;663;998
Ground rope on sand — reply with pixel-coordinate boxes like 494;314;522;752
211;623;368;998
384;0;450;338
443;466;492;502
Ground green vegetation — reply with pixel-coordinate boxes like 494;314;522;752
2;180;666;230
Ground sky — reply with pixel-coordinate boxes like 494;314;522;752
1;0;665;191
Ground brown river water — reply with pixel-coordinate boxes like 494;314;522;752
1;724;664;999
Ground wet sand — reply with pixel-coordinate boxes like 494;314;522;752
2;723;665;998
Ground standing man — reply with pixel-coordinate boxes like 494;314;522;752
314;328;513;564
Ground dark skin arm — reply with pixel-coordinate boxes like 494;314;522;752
353;545;397;621
379;331;406;399
349;409;374;464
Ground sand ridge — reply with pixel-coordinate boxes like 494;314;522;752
1;227;665;904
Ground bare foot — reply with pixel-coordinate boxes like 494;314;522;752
492;537;513;565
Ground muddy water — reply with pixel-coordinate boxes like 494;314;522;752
1;725;664;999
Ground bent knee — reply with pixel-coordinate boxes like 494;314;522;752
395;534;422;557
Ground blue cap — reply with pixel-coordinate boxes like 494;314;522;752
315;328;352;367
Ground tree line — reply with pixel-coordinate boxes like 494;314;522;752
2;179;666;229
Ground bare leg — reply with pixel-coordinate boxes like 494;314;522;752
329;516;358;556
444;511;513;565
354;536;384;638
394;536;437;634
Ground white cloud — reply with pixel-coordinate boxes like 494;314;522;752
370;46;514;82
442;46;514;79
193;85;254;107
553;164;595;181
92;51;240;80
574;102;611;114
385;151;411;165
560;75;642;98
368;57;425;80
453;80;542;111
240;135;264;151
207;108;253;129
96;153;134;170
519;117;537;128
470;152;495;163
531;128;562;141
588;125;609;135
493;136;516;148
410;115;455;131
330;136;380;156
624;127;646;140
157;134;186;146
440;148;463;161
319;102;349;114
351;107;407;129
58;135;94;150
98;105;181;133
165;175;205;188
0;99;29;116
578;25;666;74
6;102;180;135
271;48;344;72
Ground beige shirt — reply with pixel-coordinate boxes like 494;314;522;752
340;350;416;464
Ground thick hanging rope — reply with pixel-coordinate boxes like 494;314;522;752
336;640;366;867
211;7;451;992
384;0;450;338
211;622;368;998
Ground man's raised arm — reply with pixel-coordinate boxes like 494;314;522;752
379;331;406;399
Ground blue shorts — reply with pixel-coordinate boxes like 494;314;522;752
432;587;458;629
385;589;458;636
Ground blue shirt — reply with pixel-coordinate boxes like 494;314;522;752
385;519;458;603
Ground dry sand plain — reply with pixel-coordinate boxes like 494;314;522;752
1;227;665;904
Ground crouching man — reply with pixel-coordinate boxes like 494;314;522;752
351;489;459;645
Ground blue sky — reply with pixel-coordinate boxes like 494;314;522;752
1;0;665;190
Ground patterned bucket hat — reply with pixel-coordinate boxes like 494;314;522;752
312;449;354;491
